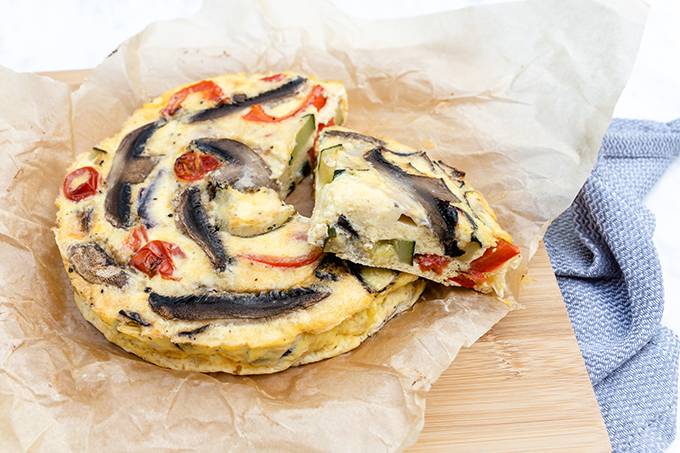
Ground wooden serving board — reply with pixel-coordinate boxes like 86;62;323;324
413;244;610;452
44;70;610;453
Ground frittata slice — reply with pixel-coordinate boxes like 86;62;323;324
309;127;521;296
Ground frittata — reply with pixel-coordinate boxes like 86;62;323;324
54;72;426;374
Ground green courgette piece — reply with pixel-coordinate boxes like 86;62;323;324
316;144;343;187
327;226;337;238
288;114;316;173
375;239;416;265
391;239;415;265
334;103;345;125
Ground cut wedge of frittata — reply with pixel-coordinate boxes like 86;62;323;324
309;127;520;297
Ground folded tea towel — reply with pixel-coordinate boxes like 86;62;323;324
545;118;680;452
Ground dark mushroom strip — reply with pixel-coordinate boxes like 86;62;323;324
366;147;464;257
118;310;150;327
106;182;132;228
456;206;478;230
78;209;93;233
105;121;164;228
68;242;128;287
313;255;344;282
380;148;437;174
323;130;386;147
177;325;210;337
464;190;498;236
137;170;164;228
176;186;229;271
336;214;359;238
191;138;277;192
188;76;307;123
148;287;331;320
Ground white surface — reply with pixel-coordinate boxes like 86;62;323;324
1;0;679;449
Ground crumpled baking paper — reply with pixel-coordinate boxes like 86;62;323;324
0;0;644;451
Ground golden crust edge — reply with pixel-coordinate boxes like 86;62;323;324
72;278;426;375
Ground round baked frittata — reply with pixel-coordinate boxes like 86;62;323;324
54;72;426;374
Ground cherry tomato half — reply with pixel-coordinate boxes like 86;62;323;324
242;85;327;123
130;240;184;280
174;151;221;182
161;80;224;117
63;166;100;202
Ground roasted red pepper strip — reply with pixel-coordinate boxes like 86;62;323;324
240;248;323;268
124;225;149;252
162;80;224;117
318;117;335;133
242;105;276;122
260;73;286;82
63;166;100;201
415;254;451;275
174;150;221;182
130;240;185;280
449;270;486;288
469;238;520;273
242;84;327;123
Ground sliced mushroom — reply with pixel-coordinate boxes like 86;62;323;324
176;186;229;271
323;130;386;147
105;121;163;228
188;76;307;123
191;138;277;192
366;147;464;257
148;286;331;320
78;209;93;233
68;242;128;287
137;169;164;228
106;181;132;228
178;324;210;337
336;214;359;239
313;255;344;281
118;310;150;326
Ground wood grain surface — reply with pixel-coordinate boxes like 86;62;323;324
43;69;611;453
413;244;610;452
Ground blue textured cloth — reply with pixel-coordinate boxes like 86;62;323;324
545;119;680;452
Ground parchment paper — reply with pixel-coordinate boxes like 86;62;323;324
0;0;645;451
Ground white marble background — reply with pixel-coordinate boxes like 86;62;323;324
1;0;679;450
